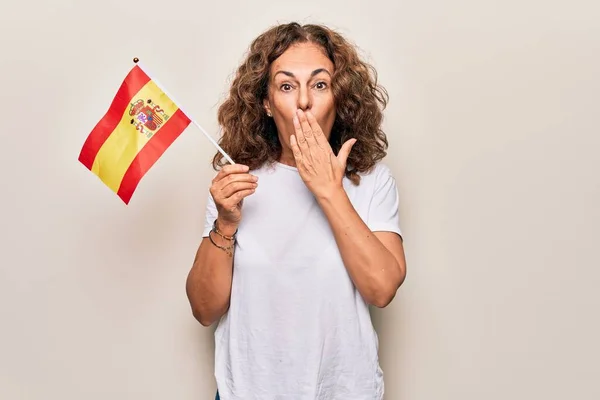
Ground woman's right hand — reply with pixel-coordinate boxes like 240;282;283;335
209;164;258;231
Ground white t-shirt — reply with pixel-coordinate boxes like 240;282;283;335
202;161;402;400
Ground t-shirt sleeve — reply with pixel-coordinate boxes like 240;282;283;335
202;190;218;238
367;164;403;238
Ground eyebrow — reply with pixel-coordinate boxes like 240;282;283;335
273;68;332;79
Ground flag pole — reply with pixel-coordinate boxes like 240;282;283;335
132;57;235;165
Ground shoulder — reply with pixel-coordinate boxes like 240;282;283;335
343;161;397;201
356;161;395;186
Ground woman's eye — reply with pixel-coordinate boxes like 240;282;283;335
281;84;293;91
315;82;328;90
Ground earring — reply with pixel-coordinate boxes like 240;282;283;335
266;111;272;117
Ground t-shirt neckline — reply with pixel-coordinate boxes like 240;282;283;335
274;161;298;171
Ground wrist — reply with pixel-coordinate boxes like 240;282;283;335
215;217;239;237
315;185;348;205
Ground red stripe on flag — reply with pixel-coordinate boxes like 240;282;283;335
116;109;191;204
78;65;151;170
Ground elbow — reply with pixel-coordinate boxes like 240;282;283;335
370;290;396;308
370;264;406;308
190;300;229;327
199;319;215;327
365;282;398;308
188;298;222;327
192;308;217;327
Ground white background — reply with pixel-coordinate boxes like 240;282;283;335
1;0;599;398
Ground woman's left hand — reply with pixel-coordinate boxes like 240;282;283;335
290;109;357;200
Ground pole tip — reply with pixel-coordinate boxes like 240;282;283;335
133;57;139;63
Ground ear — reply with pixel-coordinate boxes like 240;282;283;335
263;99;272;117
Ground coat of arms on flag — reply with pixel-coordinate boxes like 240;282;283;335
129;98;171;137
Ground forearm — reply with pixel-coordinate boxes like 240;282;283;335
317;189;403;307
185;218;237;326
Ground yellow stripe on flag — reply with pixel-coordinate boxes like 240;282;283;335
91;80;180;193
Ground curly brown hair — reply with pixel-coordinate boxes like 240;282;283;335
212;22;389;184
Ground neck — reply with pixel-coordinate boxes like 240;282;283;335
278;148;297;168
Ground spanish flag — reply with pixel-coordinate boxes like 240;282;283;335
78;64;191;204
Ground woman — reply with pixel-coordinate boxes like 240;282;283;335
186;22;406;400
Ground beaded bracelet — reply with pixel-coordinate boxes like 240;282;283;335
208;230;235;256
208;219;237;257
212;219;238;241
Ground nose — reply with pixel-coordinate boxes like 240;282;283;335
297;85;312;111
